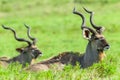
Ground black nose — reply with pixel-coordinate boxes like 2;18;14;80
35;49;42;54
39;50;42;54
38;50;42;55
104;44;110;50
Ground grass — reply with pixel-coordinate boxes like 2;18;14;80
0;0;120;79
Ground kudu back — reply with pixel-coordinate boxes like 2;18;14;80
0;25;42;67
27;8;110;71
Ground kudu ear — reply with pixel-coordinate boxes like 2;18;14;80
82;28;92;40
16;48;24;53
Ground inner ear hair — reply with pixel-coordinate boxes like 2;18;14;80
83;28;91;39
16;48;24;53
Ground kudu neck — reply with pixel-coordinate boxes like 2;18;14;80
83;41;99;68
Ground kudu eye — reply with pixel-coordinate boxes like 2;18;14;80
94;37;99;40
31;49;35;52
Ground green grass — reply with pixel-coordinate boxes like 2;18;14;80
0;0;120;80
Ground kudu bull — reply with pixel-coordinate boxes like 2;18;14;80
27;8;110;71
0;25;42;67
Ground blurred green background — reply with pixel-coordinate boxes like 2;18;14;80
0;0;120;80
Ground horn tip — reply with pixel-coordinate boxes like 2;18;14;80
73;7;76;13
2;24;5;27
83;7;86;10
83;7;92;13
24;24;29;28
1;25;7;29
24;23;26;26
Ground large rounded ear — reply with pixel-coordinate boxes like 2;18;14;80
16;48;24;53
82;28;92;40
100;27;105;33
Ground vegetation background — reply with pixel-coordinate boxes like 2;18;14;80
0;0;120;80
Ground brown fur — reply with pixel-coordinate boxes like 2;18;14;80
0;57;9;67
99;52;106;61
27;52;84;71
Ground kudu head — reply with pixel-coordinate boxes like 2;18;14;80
2;25;42;65
16;24;42;59
73;8;110;67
